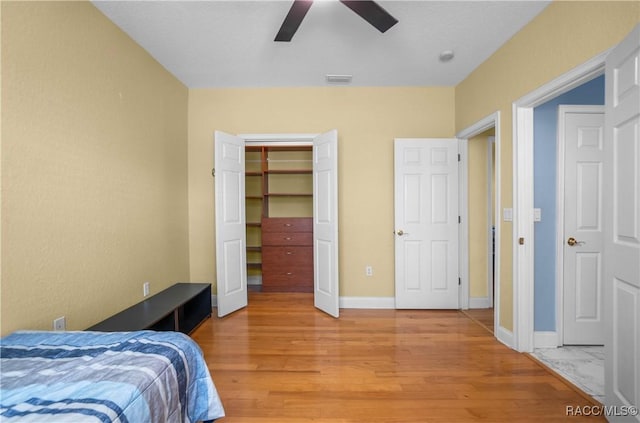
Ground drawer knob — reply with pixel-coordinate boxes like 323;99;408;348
286;272;293;275
285;223;292;227
286;251;293;255
285;237;292;241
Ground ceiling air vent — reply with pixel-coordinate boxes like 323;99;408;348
326;74;353;84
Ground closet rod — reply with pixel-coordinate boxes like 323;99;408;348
246;159;312;163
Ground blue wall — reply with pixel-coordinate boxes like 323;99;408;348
533;75;604;332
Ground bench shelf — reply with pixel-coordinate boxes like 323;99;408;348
87;283;212;334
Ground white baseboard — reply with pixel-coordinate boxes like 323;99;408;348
496;326;514;349
469;297;492;309
339;296;395;309
211;295;217;308
247;276;262;286
534;331;558;348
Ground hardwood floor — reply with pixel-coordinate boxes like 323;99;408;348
461;308;494;334
192;293;602;422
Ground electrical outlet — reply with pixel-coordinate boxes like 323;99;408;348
143;282;150;297
365;265;373;276
53;316;66;331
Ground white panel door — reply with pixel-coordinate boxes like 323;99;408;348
313;130;339;317
604;24;640;421
561;106;605;345
394;138;459;309
214;131;248;317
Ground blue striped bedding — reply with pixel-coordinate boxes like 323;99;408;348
0;330;225;422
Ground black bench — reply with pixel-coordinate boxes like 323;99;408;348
87;283;212;334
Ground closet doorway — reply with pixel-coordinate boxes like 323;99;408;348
245;144;313;293
214;131;339;318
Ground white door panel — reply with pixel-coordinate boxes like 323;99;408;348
215;131;248;317
313;130;339;317
604;24;640;421
561;107;605;345
395;138;459;309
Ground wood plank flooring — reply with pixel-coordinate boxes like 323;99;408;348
192;293;602;422
461;308;494;334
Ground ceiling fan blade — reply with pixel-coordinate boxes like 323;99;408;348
275;0;314;42
339;1;398;33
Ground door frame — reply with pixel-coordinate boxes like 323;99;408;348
225;132;339;317
487;135;496;310
241;133;317;147
220;133;315;295
457;111;503;342
555;105;605;346
512;50;610;352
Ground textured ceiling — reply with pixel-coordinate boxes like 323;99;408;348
92;0;550;88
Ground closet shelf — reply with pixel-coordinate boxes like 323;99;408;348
265;193;313;197
265;169;312;174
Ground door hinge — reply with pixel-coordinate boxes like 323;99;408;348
211;168;215;178
458;153;461;162
458;277;461;286
458;216;461;224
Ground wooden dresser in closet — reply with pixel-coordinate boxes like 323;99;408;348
261;217;313;292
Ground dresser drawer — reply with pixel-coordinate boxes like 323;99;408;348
261;281;313;292
262;217;312;233
262;246;313;267
262;267;313;285
262;232;312;246
261;265;313;279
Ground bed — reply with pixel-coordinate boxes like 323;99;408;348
0;330;225;422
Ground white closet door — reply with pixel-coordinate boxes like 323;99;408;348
313;130;339;317
214;131;248;317
560;106;605;345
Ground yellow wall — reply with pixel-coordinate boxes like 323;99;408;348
188;87;455;296
3;0;638;336
1;2;190;335
456;1;640;330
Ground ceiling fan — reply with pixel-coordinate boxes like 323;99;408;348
275;0;398;42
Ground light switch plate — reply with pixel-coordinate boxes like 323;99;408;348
503;208;513;222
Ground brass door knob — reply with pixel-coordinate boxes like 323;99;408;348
567;237;584;246
396;229;404;236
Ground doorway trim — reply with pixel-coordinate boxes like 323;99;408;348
240;133;318;145
240;133;319;288
241;133;318;288
512;50;609;352
487;135;496;311
457;111;503;343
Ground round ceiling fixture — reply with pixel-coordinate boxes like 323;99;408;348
439;50;455;63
